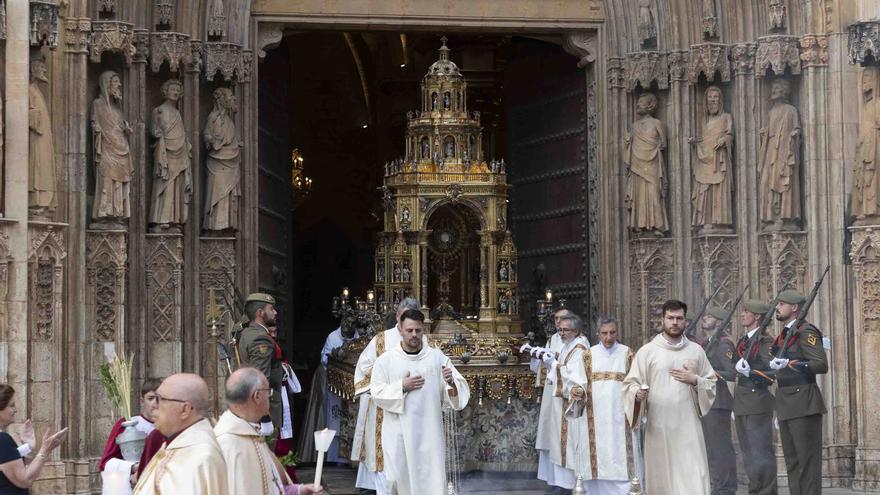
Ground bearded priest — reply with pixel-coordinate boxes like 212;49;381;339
370;309;470;495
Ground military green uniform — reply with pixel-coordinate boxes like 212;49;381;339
239;322;284;427
772;290;829;495
733;299;778;495
701;313;738;495
238;293;285;430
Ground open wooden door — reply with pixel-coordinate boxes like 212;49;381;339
505;38;591;325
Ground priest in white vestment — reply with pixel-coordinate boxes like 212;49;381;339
215;367;324;495
562;316;634;495
320;318;359;463
132;374;228;495
623;300;717;495
547;313;591;489
370;309;470;495
352;298;425;494
532;307;577;492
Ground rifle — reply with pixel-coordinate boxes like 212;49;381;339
224;270;247;320
705;284;749;357
776;265;831;358
742;280;792;362
685;274;730;338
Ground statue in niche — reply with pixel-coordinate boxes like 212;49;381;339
29;57;57;219
624;92;668;235
91;70;133;226
758;78;801;228
203;87;242;232
393;261;401;282
690;86;733;230
702;0;718;39
149;79;192;233
638;0;657;49
854;67;880;223
431;92;438;111
499;260;508;282
768;0;786;32
443;92;451;110
421;137;430;159
377;260;385;281
402;261;411;282
445;138;454;158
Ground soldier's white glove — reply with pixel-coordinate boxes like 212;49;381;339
541;351;556;367
769;357;790;370
735;358;751;377
519;343;532;354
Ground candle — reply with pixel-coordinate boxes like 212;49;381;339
545;289;553;302
313;428;337;488
367;290;375;303
342;287;350;300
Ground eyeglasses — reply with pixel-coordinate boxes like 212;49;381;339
156;394;190;405
256;388;274;397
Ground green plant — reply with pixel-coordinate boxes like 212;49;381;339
278;450;300;467
99;362;121;418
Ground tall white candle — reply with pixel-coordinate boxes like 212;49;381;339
313;428;337;488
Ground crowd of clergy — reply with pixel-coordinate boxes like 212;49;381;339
0;286;826;495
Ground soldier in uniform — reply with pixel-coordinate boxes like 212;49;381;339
733;299;778;495
237;292;285;431
700;307;738;495
769;289;828;495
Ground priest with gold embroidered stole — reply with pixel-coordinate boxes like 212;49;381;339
370;309;470;495
132;374;228;495
562;316;634;495
351;297;425;494
533;308;575;491
546;314;590;491
622;300;717;495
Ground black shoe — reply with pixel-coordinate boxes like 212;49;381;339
359;490;377;495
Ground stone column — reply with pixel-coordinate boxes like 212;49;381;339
601;56;627;325
666;49;691;299
800;32;854;482
2;0;31;395
730;43;760;294
418;233;429;312
184;42;204;377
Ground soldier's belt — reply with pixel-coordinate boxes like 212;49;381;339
777;374;816;387
736;376;769;389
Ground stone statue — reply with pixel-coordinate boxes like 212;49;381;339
402;262;411;282
91;70;133;225
768;0;786;31
638;0;657;49
854;67;880;223
758;78;801;227
149;79;192;232
29;57;57;218
443;92;450;110
624;92;668;234
690;86;733;229
203;87;241;231
445;138;454;158
702;0;718;38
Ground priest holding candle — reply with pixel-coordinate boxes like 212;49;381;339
370;309;470;495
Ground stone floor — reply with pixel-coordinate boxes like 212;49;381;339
297;466;876;494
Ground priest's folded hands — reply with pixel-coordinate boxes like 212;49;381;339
570;385;585;401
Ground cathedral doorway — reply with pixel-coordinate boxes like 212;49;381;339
256;31;595;426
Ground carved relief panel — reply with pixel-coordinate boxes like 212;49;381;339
629;239;674;344
145;234;183;343
28;227;67;341
86;231;127;342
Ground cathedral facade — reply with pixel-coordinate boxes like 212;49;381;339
0;0;879;492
